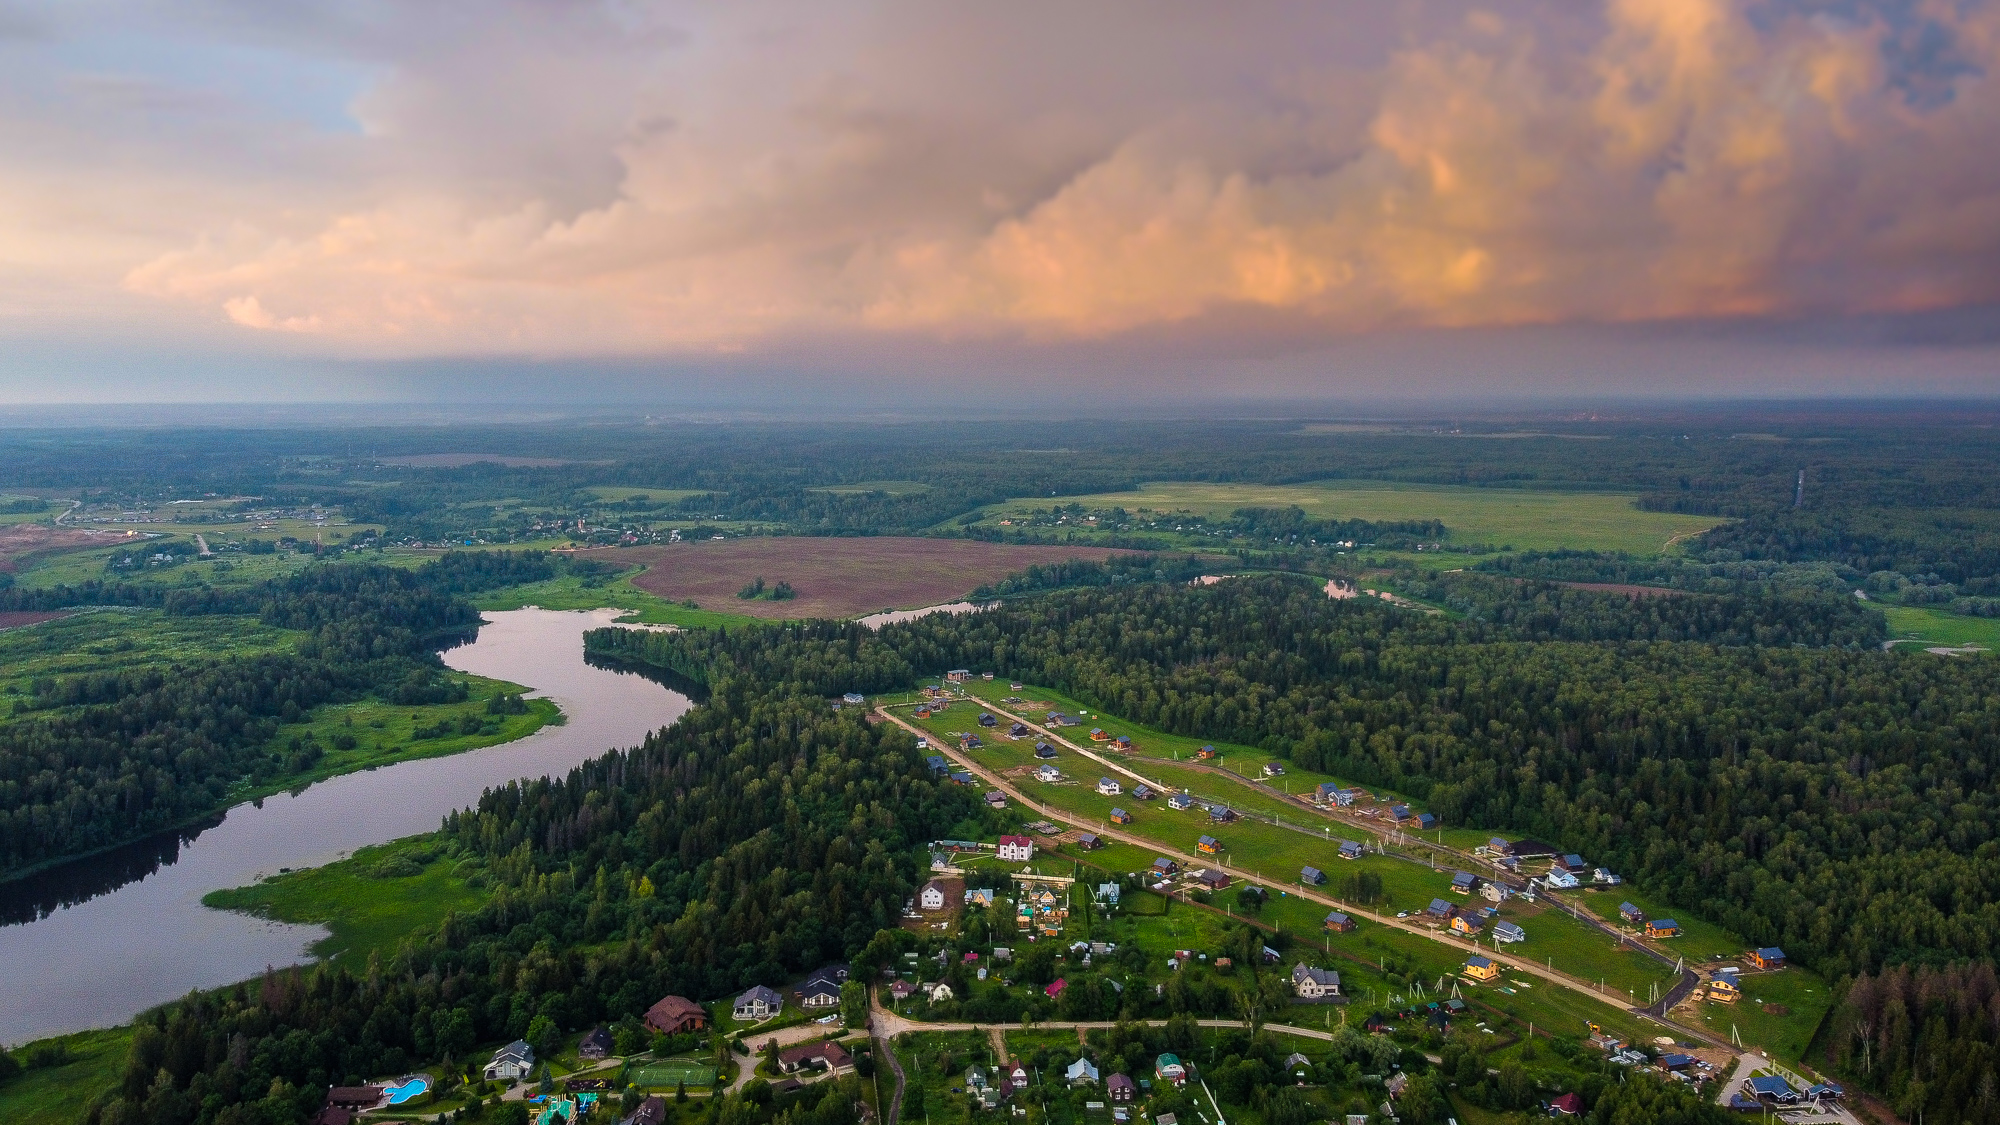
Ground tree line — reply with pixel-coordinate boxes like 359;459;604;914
0;551;559;879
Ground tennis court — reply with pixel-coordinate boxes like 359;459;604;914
627;1060;717;1088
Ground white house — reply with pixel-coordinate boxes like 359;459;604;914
1097;777;1122;796
920;880;950;911
484;1040;536;1082
997;835;1035;861
1493;921;1528;944
1291;963;1342;1000
733;985;784;1021
1034;764;1061;782
1545;869;1580;889
1067;1058;1101;1086
928;982;955;1002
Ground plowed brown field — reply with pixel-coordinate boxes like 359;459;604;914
604;537;1129;619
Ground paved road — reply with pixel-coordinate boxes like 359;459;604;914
879;703;1724;1052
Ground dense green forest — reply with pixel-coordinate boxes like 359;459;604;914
1828;962;2000;1125
78;678;976;1125
594;576;1993;980
0;551;558;878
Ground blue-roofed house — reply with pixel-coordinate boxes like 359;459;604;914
1209;805;1238;822
1197;835;1220;854
1619;902;1644;924
1315;782;1342;803
1752;947;1787;970
1746;1077;1798;1103
1389;804;1412;821
1416;812;1437;830
1339;840;1364;860
926;755;949;776
1168;793;1194;810
1462;955;1499;980
1493;920;1526;943
1035;742;1058;758
1645;918;1681;939
1324;911;1355;932
1427;898;1454;918
1301;865;1326;886
1451;871;1479;894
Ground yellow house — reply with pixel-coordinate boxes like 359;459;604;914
1708;974;1741;1002
1462;955;1501;981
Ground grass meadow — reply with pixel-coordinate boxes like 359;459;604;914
1882;605;2000;652
967;480;1726;557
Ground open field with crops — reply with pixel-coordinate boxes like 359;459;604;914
607;537;1126;619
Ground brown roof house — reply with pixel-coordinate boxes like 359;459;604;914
644;995;709;1035
325;1087;384;1111
777;1040;855;1074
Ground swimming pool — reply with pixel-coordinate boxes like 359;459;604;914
383;1076;431;1104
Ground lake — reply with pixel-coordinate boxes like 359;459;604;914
0;608;687;1046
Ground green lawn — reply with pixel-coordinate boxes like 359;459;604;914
965;480;1726;557
0;1027;134;1125
202;834;488;963
1690;967;1834;1063
1882;605;2000;652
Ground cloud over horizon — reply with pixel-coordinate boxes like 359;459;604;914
4;0;2000;398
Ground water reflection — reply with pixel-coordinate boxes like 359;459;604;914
0;608;686;1045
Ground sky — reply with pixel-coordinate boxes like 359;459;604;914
1;0;1998;407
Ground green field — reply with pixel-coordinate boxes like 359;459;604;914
1882;605;2000;652
968;480;1725;556
628;1059;719;1088
0;1027;133;1125
203;835;489;963
0;609;298;699
583;486;707;503
469;568;770;627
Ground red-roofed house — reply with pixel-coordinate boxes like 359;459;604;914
1045;978;1067;998
644;995;708;1034
998;835;1035;862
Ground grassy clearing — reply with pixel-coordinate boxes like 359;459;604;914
0;609;297;701
12;543;331;590
469;568;770;627
0;1026;133;1125
203;834;487;963
968;480;1724;557
1882;606;2000;652
1689;968;1833;1063
242;675;560;801
583;486;708;503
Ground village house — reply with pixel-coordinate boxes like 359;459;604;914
888;980;917;1002
1132;783;1157;800
1263;762;1285;777
1462;955;1501;981
1095;883;1121;906
1077;833;1104;850
1481;881;1510;904
1196;746;1217;760
1110;808;1132;824
1426;898;1454;920
777;1040;853;1074
946;669;971;682
1155;1053;1187;1085
1339;840;1365;860
1115;736;1133;750
1090;728;1112;741
1324;911;1356;933
925;755;949;776
1045;978;1068;998
1620;902;1645;924
1035;742;1059;758
1067;1058;1100;1085
1208;806;1238;823
1035;763;1061;782
979;712;997;727
1168;793;1195;810
578;1026;615;1059
1301;865;1326;886
927;982;954;1002
1197;834;1221;854
1009;722;1029;737
1291;963;1343;1000
1708;971;1741;1002
1493;920;1527;943
1195;868;1231;891
919;878;955;911
1098;777;1122;795
1751;947;1787;970
1107;1073;1136;1102
1545;868;1580;889
986;791;1007;808
998;835;1035;861
1415;813;1437;830
1451;871;1480;894
842;693;865;705
484;1040;535;1082
731;985;784;1022
1645;918;1681;939
1152;857;1180;876
643;995;707;1035
1449;910;1483;937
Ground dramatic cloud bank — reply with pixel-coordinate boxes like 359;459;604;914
3;0;1999;395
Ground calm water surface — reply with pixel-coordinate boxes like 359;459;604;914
0;608;686;1045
